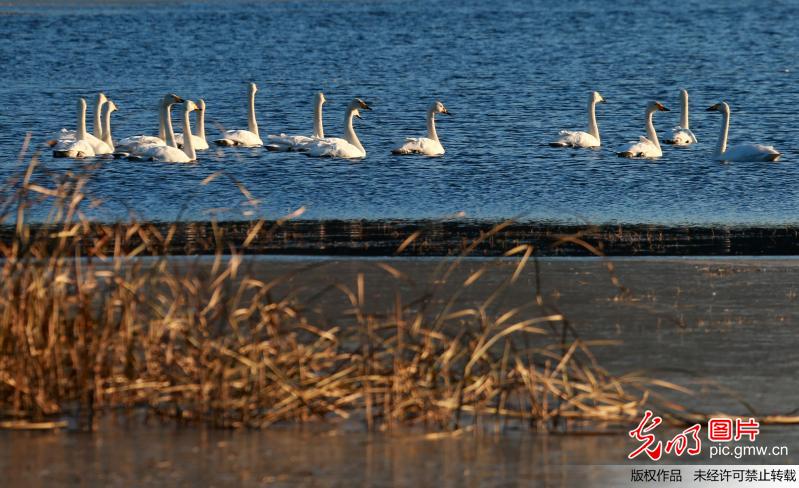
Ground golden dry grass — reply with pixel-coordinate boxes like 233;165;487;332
0;151;703;432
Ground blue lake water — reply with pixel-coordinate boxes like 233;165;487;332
1;0;798;225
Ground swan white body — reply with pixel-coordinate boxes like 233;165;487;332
117;135;164;153
51;128;107;151
117;94;183;154
140;145;190;163
267;92;326;151
82;132;113;155
550;91;606;148
391;100;451;156
306;98;371;159
664;89;698;146
53;98;95;159
707;102;781;162
139;100;198;163
215;82;263;147
617;101;670;159
175;99;209;151
53;139;95;159
128;99;182;160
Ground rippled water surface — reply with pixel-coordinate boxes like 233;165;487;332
1;0;798;224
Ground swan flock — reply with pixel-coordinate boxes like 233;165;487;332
52;84;782;163
548;89;780;162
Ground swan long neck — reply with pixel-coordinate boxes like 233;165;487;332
94;96;106;140
680;91;689;129
197;104;206;141
102;107;114;151
247;88;259;137
76;100;87;141
645;109;660;150
313;97;324;139
715;105;730;157
182;108;196;161
344;108;364;154
165;103;177;148
426;108;439;142
158;100;166;141
587;98;599;142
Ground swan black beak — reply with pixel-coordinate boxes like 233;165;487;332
600;99;607;104
355;114;362;119
442;109;452;116
706;104;720;112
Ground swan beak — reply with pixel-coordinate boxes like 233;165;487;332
355;113;362;119
706;104;720;112
442;108;452;116
600;99;607;104
363;104;372;111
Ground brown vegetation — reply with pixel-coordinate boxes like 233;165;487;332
1;152;691;432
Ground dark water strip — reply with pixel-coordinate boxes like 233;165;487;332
4;219;799;256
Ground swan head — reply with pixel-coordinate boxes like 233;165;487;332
647;101;670;113
184;100;198;114
106;100;117;113
249;82;258;94
78;97;87;112
162;93;184;107
350;98;372;119
316;92;327;105
591;91;606;104
706;102;730;113
97;92;107;105
432;100;451;116
198;99;206;112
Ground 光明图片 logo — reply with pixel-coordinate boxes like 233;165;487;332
628;410;763;461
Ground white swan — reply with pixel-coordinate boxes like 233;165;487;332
305;98;371;159
53;98;95;159
706;102;781;162
663;89;698;146
138;100;198;163
266;92;327;152
214;82;263;147
116;94;184;154
175;98;209;151
617;101;670;159
549;91;606;148
391;100;451;156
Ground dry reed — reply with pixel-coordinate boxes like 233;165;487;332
0;149;697;432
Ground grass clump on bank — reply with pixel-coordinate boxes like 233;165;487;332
1;155;683;432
